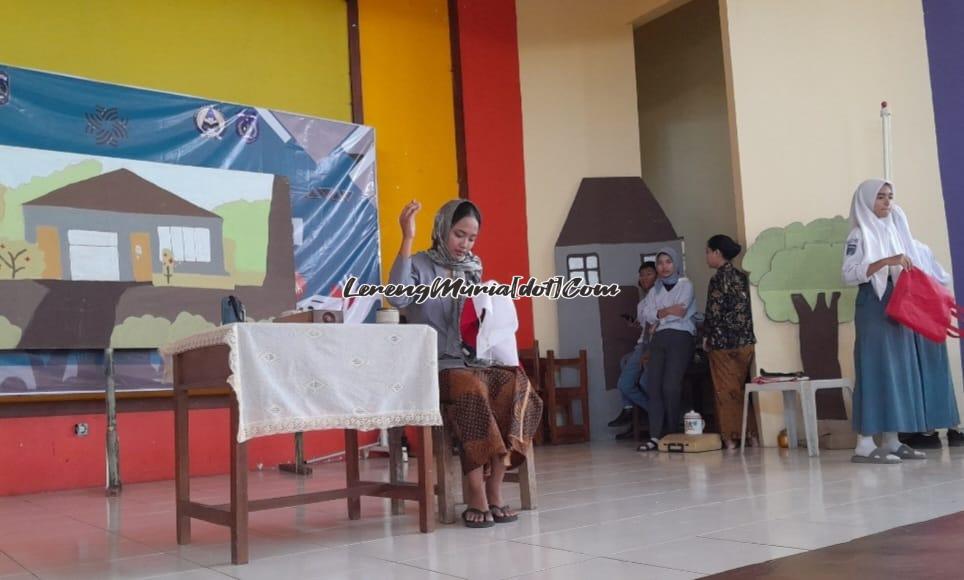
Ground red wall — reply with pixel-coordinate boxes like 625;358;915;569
0;411;375;496
455;0;534;348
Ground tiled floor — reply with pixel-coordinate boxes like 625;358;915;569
3;440;964;579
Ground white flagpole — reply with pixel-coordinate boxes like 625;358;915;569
881;101;893;181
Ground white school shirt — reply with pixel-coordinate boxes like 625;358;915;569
842;227;951;288
641;278;697;335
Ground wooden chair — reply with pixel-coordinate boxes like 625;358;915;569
433;340;541;524
543;349;590;444
433;422;537;524
517;340;547;445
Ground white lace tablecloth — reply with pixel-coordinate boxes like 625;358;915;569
161;323;442;442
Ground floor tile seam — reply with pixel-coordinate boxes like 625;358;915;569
599;551;714;575
346;530;506;560
485;551;609;580
536;475;695;497
169;541;341;569
388;536;545;565
0;532;169;562
382;542;597;580
207;549;389;576
498;521;599;544
692;533;821;552
386;558;468;579
21;551;201;578
537;484;731;509
502;537;600;557
138;561;238;580
534;496;718;519
0;549;32;578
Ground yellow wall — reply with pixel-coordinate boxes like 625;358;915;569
516;0;688;354
635;0;737;311
721;0;963;436
0;0;351;121
358;0;459;278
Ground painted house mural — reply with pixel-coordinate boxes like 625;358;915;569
23;169;228;284
555;177;683;440
0;144;293;352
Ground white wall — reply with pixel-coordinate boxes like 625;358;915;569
516;0;690;354
635;0;737;311
720;0;963;438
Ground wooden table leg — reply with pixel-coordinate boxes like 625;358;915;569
388;427;405;515
345;429;361;520
416;426;435;532
229;395;249;565
173;359;191;545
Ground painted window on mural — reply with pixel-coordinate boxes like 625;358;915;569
157;226;211;263
567;253;600;285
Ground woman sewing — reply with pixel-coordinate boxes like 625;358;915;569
388;199;543;527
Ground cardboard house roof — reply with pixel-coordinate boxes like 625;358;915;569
556;177;678;246
24;168;220;219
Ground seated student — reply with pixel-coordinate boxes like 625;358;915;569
608;262;658;440
636;247;697;452
388;199;543;528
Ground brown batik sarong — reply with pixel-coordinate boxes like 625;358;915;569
708;345;757;442
439;366;543;475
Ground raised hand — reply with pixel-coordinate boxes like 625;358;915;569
399;200;421;241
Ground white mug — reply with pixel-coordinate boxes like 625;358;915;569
684;416;705;435
375;308;399;324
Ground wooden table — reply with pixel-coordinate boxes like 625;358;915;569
171;343;435;565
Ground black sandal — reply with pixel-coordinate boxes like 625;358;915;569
637;438;659;452
489;504;519;523
461;507;494;528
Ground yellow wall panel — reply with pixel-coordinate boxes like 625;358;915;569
0;0;351;121
358;0;459;278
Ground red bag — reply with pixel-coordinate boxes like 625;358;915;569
885;268;961;343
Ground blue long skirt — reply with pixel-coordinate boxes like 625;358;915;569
914;332;960;430
853;281;927;434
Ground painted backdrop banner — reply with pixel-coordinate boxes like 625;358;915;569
0;64;379;393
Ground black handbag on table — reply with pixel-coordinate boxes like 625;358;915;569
221;295;246;324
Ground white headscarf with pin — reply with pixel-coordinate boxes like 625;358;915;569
849;178;930;298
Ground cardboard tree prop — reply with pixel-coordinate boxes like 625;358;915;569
744;217;855;419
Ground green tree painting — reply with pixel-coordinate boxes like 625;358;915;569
214;199;270;286
744;217;854;419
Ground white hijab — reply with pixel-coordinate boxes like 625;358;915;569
848;179;925;298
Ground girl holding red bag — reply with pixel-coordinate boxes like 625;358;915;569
842;179;959;464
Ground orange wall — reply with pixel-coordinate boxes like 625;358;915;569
358;0;460;276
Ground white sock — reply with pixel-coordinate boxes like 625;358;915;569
854;434;877;457
882;432;902;453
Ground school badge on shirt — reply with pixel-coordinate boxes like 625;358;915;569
846;238;858;256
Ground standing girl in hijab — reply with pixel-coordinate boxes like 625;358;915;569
843;179;959;464
389;200;544;527
704;234;758;449
637;247;697;451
